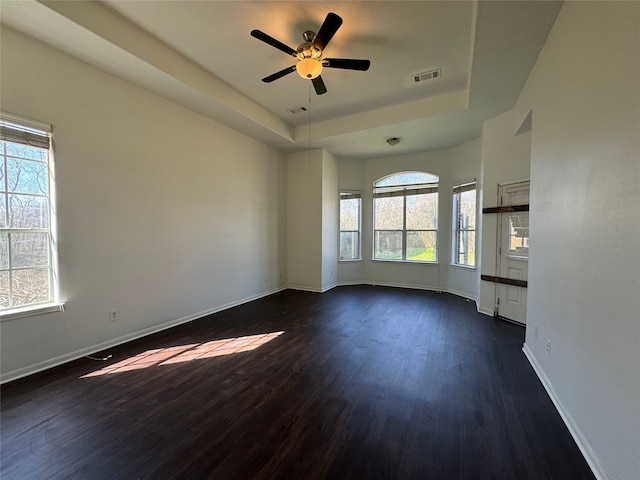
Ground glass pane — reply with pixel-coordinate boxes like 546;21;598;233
5;143;47;161
11;268;51;307
509;213;529;257
374;196;403;229
340;198;360;231
0;271;8;308
406;231;437;261
0;194;6;228
406;192;438;229
458;189;476;229
0;158;5;192
7;157;48;194
10;232;49;268
374;231;402;260
8;194;49;228
376;171;438;187
0;233;8;269
455;230;476;266
340;232;360;260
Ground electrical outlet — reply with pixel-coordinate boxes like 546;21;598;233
534;323;539;338
545;339;552;355
108;309;119;322
264;274;268;282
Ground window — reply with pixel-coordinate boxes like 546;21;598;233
452;181;476;267
339;191;361;261
373;172;438;262
507;213;529;258
0;114;58;313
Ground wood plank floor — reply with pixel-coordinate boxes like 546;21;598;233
1;286;594;480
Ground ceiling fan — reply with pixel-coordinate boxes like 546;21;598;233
251;12;371;95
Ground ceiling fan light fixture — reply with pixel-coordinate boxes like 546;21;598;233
296;58;323;79
252;12;369;94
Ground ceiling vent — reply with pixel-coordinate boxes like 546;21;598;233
411;69;441;84
286;106;308;114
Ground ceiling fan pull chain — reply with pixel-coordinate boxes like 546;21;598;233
308;83;312;171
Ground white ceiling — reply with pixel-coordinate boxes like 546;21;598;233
0;1;562;159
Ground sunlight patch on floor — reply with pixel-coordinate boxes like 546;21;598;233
80;331;284;378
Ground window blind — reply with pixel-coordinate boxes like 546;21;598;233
340;192;362;200
452;181;476;194
0;116;51;150
374;184;438;198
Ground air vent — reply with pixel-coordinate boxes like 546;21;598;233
411;69;441;84
286;106;308;114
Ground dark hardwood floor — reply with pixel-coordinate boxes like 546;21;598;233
1;286;594;480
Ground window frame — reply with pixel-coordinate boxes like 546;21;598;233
373;172;439;263
451;180;476;268
0;112;61;319
339;190;362;262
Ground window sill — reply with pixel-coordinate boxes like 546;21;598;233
339;259;362;263
450;264;476;271
0;303;64;322
372;259;439;265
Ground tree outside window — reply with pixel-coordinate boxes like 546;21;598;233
0;116;57;312
339;192;361;261
452;182;476;267
373;172;438;262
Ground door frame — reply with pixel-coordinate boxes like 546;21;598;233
494;178;530;325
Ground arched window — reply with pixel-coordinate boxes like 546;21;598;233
373;171;438;262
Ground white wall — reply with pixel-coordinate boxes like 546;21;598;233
448;138;482;299
517;3;640;479
287;149;323;291
337;158;365;284
321;151;338;291
0;27;288;382
477;110;531;315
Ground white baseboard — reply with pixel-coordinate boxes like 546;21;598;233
286;284;324;293
321;282;338;293
0;286;287;384
336;281;477;304
447;288;477;303
478;306;494;317
337;280;443;292
522;344;610;480
287;283;339;293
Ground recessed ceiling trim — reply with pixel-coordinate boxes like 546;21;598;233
295;89;468;142
38;0;295;142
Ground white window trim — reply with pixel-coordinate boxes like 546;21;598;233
372;172;439;263
451;180;477;268
0;303;64;322
339;190;362;262
0;112;61;316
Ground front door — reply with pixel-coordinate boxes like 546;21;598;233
497;182;529;325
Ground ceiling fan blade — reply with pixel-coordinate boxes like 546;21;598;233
312;76;327;95
262;66;297;83
312;12;343;51
323;58;371;71
251;29;297;57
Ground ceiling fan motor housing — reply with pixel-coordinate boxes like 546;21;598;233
296;33;323;79
296;42;322;61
